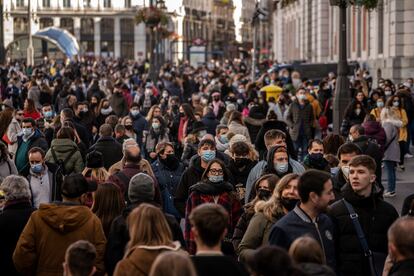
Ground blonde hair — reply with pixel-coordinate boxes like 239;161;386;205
149;251;197;276
82;167;109;182
289;236;326;265
126;204;173;253
254;173;299;221
146;105;161;121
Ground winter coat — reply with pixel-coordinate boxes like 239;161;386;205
105;202;185;275
231;210;255;251
142;130;169;160
394;108;408;142
341;109;366;136
0;158;17;182
298;263;336;276
15;129;49;173
114;242;183;276
45;138;84;174
245;159;305;202
6;117;21;157
352;135;383;185
243;116;266;144
254;120;296;160
110;93;129;117
202;111;220;136
389;259;414;276
382;119;401;162
130;112;148;147
184;180;242;255
286;101;314;141
13;203;106;276
362;120;386;150
152;159;185;218
108;158;155;178
328;184;399;276
89;136;123;170
228;121;251;143
227;158;257;188
0;200;35;276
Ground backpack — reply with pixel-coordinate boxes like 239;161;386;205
50;147;78;175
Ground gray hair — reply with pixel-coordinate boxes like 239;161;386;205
1;175;31;201
122;138;138;151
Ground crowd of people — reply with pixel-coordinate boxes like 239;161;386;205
0;58;414;276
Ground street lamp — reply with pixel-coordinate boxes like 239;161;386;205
330;0;350;135
0;0;5;64
27;0;34;67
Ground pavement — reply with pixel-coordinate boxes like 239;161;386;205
383;155;414;214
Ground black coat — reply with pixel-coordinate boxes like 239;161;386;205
389;259;414;276
201;112;220;136
105;201;185;275
401;193;414;216
328;184;399;276
89;136;123;170
0;201;35;276
227;159;257;188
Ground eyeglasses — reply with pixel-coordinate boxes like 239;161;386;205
209;169;223;175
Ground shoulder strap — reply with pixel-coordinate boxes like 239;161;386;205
50;147;59;164
323;99;330;114
383;133;397;152
63;147;78;164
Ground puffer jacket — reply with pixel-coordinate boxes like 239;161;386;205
328;184;399;276
45;138;84;174
382;119;402;163
362;120;386;150
228;121;251;143
13;203;106;276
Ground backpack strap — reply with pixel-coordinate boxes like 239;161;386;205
63;147;78;164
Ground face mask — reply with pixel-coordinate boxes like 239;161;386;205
201;98;208;105
237;98;243;104
234;157;250;168
355;108;361;115
131;110;139;117
348;135;354;142
31;163;43;174
213;97;220;102
238;88;245;94
376;101;384;108
179;112;185;117
341;165;350;179
125;125;133;130
162;92;169;98
274;162;289;174
280;198;299;211
22;128;33;136
297;94;307;101
219;135;229;144
385;90;392;96
101;107;113;115
393;101;399;107
82;108;88;113
330;166;340;175
257;189;272;200
43;111;53;118
201;150;216;162
309;153;324;161
161;153;179;169
209;175;224;183
145;89;152;96
152;122;160;129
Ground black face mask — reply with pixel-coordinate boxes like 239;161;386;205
125;125;133;131
257;189;272;200
234;157;251;168
309;153;324;162
179;112;185;117
160;153;179;170
280;198;299;211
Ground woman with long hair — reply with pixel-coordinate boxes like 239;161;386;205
23;98;41;120
0;141;18;182
91;182;124;237
82;151;110;207
95;98;115;127
238;174;300;262
121;116;137;140
114;204;182;276
142;116;170;161
178;103;196;146
146;105;162;123
341;100;366;136
184;159;242;255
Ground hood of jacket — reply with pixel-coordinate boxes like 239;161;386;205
51;138;78;151
189;179;234;195
38;203;93;233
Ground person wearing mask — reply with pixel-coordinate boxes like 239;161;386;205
332;143;362;198
152;142;185;219
328;155;399;276
268;169;336;269
189;204;249;276
175;139;220;216
143;116;170;162
286;88;314;161
7;109;23;157
13;174;106;276
105;173;185;275
245;130;305;202
0;176;36;276
73;102;96;134
370;96;386;121
381;107;403;197
95;98;115;127
201;106;220;136
387;217;414;276
0;141;17;181
129;103;148;147
185;159;242;255
341;101;366;137
303;139;330;172
23;98;41;120
232;174;279;250
228;110;251;143
238;173;300;262
209;91;226;119
261;146;295;180
177;103;196;148
109;85;128;117
89;124;123;170
60;108;90;148
138;83;158;115
215;124;230;152
15;118;48;173
270;94;290;123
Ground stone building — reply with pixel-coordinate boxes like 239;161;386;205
272;0;414;83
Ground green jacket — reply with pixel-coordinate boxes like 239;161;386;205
45;139;84;174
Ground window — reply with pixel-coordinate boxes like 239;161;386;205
81;18;94;35
16;0;25;7
42;0;51;8
39;18;54;29
63;0;71;8
125;0;131;8
103;0;111;8
61;18;74;34
13;17;28;35
84;0;91;8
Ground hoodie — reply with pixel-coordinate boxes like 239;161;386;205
13;203;106;276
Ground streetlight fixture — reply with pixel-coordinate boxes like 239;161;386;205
330;0;350;135
0;0;5;64
27;0;35;67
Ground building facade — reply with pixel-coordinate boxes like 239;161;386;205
2;0;146;60
240;0;256;49
272;0;414;83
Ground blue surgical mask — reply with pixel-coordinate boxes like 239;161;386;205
131;110;139;116
152;122;160;129
22;128;33;136
219;135;228;144
43;111;53;118
31;163;43;174
209;175;223;183
376;101;384;108
274;162;289;174
201;150;216;162
330;166;340;175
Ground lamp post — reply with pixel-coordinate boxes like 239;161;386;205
0;0;5;64
27;0;34;67
330;0;350;135
251;2;260;82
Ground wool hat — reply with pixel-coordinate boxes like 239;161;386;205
86;150;104;169
128;173;155;203
0;175;31;201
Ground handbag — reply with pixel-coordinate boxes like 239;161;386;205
318;99;330;130
342;199;386;276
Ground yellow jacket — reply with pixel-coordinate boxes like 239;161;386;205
394;108;408;142
306;94;322;128
370;108;382;121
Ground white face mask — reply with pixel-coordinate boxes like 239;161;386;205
341;166;350;179
355;108;361;115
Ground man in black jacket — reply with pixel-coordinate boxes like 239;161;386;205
60;108;91;147
89;124;123;170
105;173;184;275
387;217;414;276
329;155;399;276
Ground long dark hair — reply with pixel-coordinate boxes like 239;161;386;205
150;116;167;137
181;103;195;121
201;158;229;182
0;141;10;162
